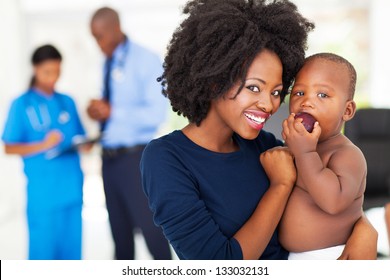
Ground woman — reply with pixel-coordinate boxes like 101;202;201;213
140;0;377;259
2;44;86;259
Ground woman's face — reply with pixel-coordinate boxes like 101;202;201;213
213;49;283;140
34;59;61;94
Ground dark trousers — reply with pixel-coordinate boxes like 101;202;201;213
102;145;172;260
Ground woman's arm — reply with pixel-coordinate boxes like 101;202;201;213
4;130;63;156
386;203;390;252
235;146;296;259
338;214;378;260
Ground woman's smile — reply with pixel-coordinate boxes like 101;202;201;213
244;110;271;130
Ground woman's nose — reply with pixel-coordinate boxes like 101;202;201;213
256;94;273;113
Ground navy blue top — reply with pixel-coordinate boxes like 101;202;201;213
140;130;288;259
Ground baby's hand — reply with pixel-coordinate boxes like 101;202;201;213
282;113;321;156
294;112;316;132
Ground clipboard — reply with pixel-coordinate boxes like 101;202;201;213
70;135;102;149
45;135;101;159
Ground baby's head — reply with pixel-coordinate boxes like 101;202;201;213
304;53;356;100
289;52;357;139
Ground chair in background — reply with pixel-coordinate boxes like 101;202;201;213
344;108;390;210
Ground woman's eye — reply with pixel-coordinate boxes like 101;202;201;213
247;85;260;92
272;90;281;97
318;92;328;98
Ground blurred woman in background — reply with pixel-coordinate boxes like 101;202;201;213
1;44;86;259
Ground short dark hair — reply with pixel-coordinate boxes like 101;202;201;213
31;44;62;65
160;0;314;125
304;52;357;99
91;7;120;25
29;44;62;88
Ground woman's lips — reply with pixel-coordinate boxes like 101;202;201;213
244;111;270;130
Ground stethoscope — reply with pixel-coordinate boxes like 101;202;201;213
25;90;70;132
110;36;130;83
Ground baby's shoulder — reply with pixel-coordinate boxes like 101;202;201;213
327;138;367;171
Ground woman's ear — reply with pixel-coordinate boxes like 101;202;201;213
343;100;356;121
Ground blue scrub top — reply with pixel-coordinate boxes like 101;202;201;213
2;89;85;211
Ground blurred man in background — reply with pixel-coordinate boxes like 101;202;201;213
87;7;171;260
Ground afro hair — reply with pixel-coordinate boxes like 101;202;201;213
160;0;314;125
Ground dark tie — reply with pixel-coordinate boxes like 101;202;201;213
103;57;113;102
101;57;113;132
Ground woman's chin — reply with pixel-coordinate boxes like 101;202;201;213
238;129;261;140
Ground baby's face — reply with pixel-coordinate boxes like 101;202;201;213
289;58;351;140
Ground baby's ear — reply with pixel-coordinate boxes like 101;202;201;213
343;100;356;121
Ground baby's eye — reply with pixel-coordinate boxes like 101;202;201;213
318;92;328;98
294;91;304;96
247;85;260;92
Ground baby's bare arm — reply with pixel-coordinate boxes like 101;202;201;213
295;144;366;214
283;114;366;214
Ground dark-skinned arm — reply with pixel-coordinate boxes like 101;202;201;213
234;146;296;259
338;214;378;260
4;130;63;156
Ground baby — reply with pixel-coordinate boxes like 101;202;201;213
279;53;367;259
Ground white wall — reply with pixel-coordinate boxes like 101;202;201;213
0;0;28;259
369;0;390;107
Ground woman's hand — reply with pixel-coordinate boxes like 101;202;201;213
338;214;378;260
78;142;94;153
260;146;296;190
43;130;63;150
